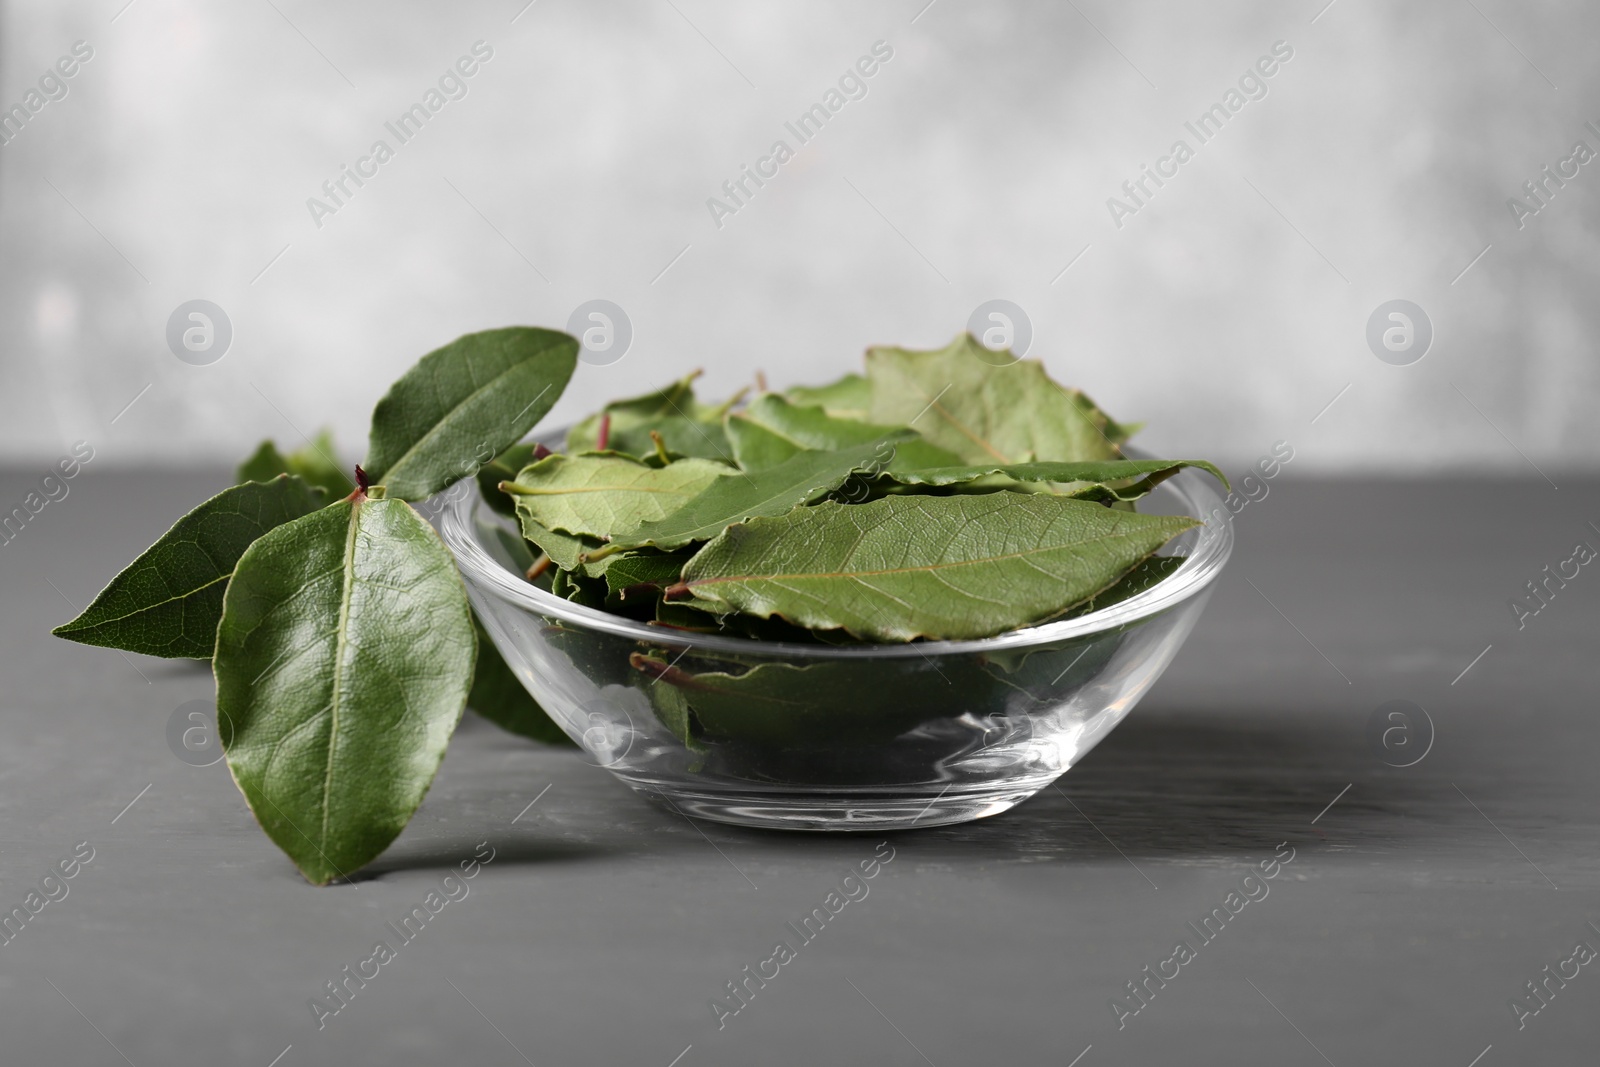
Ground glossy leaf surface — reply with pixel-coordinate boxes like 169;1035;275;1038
365;327;577;500
215;496;475;884
53;476;326;659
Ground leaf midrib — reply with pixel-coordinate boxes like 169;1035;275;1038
321;499;363;853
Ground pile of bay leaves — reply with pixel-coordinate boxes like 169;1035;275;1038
494;331;1222;645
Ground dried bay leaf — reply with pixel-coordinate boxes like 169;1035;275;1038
672;493;1197;641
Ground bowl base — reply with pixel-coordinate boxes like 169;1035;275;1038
634;782;1051;831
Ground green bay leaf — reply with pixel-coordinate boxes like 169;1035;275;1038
501;454;730;541
590;549;693;599
468;616;573;746
866;333;1135;465
726;394;964;473
52;475;327;659
630;655;975;746
215;496;475;885
884;458;1226;501
365;327;577;501
672;493;1197;641
476;441;545;517
591;433;913;557
782;373;871;420
566;373;735;462
520;519;595;572
237;430;352;499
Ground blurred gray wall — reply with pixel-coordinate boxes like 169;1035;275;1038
1;0;1596;473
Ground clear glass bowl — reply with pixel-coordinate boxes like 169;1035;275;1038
439;459;1232;831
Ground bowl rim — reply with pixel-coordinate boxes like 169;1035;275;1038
438;448;1234;660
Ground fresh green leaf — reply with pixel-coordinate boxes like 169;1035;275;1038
236;440;291;484
883;458;1228;501
783;373;871;420
727;394;906;471
566;373;735;461
468;616;573;745
1064;555;1187;617
550;565;607;608
977;558;1187;696
501;454;731;541
521;519;596;572
591;549;693;599
726;394;964;473
671;493;1198;641
476;441;545;517
478;518;537;575
237;431;351;498
591;433;914;557
52;476;327;659
365;327;578;501
865;333;1135;465
630;653;989;746
214;495;475;885
638;672;701;750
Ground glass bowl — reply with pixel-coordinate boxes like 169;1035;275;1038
438;459;1232;831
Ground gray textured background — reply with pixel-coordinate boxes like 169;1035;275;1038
1;0;1596;472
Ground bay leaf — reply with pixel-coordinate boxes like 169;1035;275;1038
671;493;1197;641
591;549;693;599
475;441;545;517
236;440;291;484
468;616;573;746
550;565;608;608
865;333;1136;465
589;433;914;557
783;372;872;420
629;653;991;747
478;517;537;574
980;557;1187;696
727;394;962;472
214;495;475;884
501;453;730;541
365;327;577;501
566;373;735;462
883;458;1226;501
1064;554;1187;617
520;519;595;572
52;475;327;659
237;430;352;499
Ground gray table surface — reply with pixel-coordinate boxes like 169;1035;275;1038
2;468;1596;1066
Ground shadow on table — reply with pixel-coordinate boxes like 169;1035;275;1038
673;706;1454;863
938;707;1452;859
357;836;611;881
